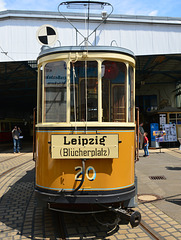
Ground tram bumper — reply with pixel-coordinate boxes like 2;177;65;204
35;185;136;205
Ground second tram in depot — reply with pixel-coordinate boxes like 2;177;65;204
34;1;141;228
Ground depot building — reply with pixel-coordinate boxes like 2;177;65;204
0;9;181;144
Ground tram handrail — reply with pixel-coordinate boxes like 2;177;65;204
33;107;36;161
135;107;139;162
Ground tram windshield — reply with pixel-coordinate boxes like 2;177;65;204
44;61;67;122
39;59;134;124
70;61;98;121
102;61;126;122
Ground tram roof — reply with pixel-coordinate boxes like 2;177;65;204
38;45;135;59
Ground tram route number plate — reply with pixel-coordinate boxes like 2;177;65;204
51;134;119;159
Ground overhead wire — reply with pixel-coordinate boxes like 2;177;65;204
0;45;15;61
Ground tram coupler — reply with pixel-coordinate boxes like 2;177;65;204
115;208;141;228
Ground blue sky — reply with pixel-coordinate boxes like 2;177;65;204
0;0;181;18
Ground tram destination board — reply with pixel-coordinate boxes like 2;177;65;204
51;134;119;159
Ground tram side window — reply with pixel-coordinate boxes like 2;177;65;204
44;61;67;122
128;66;134;122
70;61;98;121
102;61;126;122
38;66;42;123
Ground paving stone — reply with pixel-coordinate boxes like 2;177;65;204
13;235;22;240
126;233;137;238
172;231;181;237
149;223;159;228
164;236;177;240
161;223;171;228
166;227;177;233
174;225;181;229
137;232;149;237
154;227;164;232
1;150;181;240
159;231;170;237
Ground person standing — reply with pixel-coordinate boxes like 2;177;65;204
12;126;21;153
139;122;144;149
143;132;149;157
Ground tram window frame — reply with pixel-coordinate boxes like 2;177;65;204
37;65;42;123
43;61;67;123
177;113;181;124
169;113;181;124
128;65;134;122
70;61;98;122
102;61;127;122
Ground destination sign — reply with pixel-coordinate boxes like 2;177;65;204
51;134;119;159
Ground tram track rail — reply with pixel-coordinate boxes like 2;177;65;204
0;156;33;178
0;156;34;205
140;220;163;240
0;152;28;163
54;200;181;239
0;151;180;239
55;211;166;240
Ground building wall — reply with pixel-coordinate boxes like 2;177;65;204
1;11;181;61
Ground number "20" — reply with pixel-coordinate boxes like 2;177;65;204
75;166;96;181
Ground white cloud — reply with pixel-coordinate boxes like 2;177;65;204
148;10;158;16
0;0;6;11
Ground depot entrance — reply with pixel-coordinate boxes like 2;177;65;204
0;54;181;143
0;61;37;142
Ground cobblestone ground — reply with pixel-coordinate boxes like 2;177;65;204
0;154;57;240
0;152;181;239
63;203;181;240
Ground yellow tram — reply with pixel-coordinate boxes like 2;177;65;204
35;1;141;227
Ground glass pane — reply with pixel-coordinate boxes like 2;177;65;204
102;61;126;122
169;114;176;119
112;85;125;122
70;61;98;121
128;66;134;122
44;61;67;122
38;66;42;123
177;113;181;124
